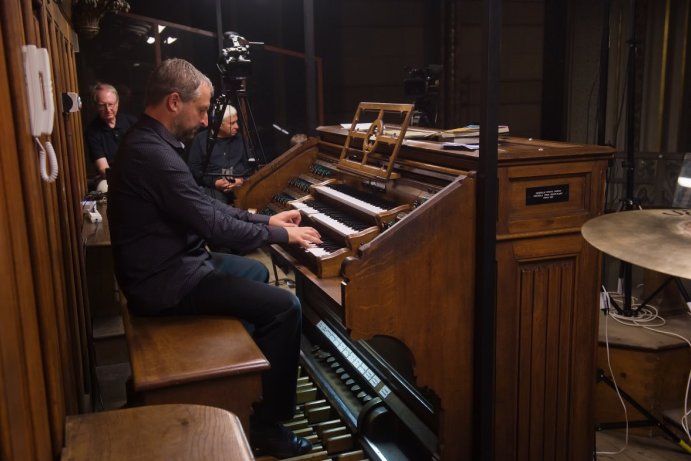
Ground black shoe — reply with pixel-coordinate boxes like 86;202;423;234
250;420;312;458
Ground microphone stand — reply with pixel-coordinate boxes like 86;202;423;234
594;7;691;456
609;0;640;317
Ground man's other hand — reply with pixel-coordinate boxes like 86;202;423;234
269;210;302;227
285;226;322;249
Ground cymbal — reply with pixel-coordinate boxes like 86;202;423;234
581;209;691;279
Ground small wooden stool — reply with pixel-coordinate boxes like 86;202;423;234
122;309;270;433
596;313;691;436
61;404;254;460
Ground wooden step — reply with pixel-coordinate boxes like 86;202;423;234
94;362;131;410
92;314;125;340
596;313;691;437
92;314;128;365
62;404;253;460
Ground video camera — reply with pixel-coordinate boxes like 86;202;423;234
403;65;441;99
207;31;265;174
217;31;252;82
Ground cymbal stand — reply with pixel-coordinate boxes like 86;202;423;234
636;276;691;312
607;0;641;318
596;368;691;454
596;292;691;456
591;1;691;455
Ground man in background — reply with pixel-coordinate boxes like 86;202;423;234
84;82;137;190
108;58;319;458
188;104;251;204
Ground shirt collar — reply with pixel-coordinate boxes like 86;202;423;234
139;114;185;152
94;113;119;131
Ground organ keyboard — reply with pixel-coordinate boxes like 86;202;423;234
236;102;615;460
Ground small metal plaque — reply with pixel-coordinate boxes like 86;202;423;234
526;184;569;205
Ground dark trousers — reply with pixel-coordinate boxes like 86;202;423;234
171;251;301;423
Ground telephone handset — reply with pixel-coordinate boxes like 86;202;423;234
22;44;58;183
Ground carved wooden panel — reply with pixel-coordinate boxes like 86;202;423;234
342;175;476;461
496;234;600;461
498;159;608;238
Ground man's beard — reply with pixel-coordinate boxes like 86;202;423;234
171;118;199;143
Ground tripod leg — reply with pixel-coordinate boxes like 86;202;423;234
597;368;691;454
673;277;691;311
638;276;675;310
638;276;691;312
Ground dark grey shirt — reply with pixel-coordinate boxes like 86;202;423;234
108;114;287;314
188;131;251;188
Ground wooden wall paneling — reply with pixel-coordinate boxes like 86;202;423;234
57;13;88;201
1;0;92;457
30;3;80;455
43;2;92;414
62;30;92;365
0;1;54;459
439;0;460;127
38;3;93;455
0;128;50;460
32;2;81;453
440;0;546;135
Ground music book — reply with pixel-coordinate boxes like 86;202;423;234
439;124;509;143
442;142;480;151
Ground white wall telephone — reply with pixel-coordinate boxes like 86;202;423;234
22;44;58;183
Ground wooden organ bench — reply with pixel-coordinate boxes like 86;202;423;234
61;404;254;461
121;307;270;434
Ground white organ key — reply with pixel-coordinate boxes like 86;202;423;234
313;185;386;214
291;201;319;215
311;213;357;236
306;246;330;257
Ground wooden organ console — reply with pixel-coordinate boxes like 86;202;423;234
235;103;614;460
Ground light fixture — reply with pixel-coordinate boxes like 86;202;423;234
165;37;177;45
72;0;130;39
673;154;691;208
677;154;691;188
678;175;691;189
146;36;156;44
158;25;166;33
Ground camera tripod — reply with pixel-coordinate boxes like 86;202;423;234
205;31;267;178
205;78;266;178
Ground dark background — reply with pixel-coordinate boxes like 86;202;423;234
77;0;443;162
75;0;691;206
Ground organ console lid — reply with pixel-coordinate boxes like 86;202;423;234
337;102;414;181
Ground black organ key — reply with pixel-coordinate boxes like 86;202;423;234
329;183;398;210
307;200;371;231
